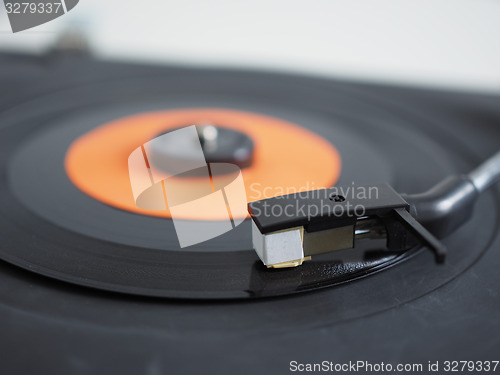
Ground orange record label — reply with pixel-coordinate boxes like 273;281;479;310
65;108;341;220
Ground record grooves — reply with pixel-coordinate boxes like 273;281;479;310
0;69;495;298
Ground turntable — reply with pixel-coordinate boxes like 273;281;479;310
0;51;499;374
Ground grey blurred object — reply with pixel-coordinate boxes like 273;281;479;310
50;26;90;55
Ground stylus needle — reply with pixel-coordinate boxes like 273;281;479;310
248;150;500;268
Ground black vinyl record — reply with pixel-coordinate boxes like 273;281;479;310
0;53;499;373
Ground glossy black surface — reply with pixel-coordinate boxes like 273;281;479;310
1;54;481;299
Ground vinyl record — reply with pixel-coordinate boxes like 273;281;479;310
1;60;495;299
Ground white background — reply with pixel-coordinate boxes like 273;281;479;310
1;0;500;92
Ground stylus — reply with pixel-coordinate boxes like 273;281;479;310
249;150;500;268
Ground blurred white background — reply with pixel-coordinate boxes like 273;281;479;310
1;0;500;92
